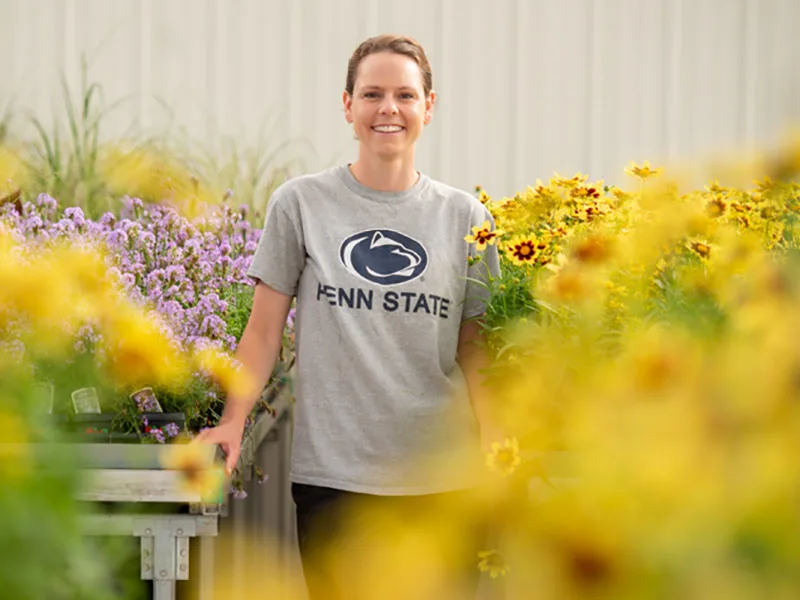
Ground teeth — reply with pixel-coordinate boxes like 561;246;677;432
373;125;403;133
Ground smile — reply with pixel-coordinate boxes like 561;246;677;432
372;125;405;133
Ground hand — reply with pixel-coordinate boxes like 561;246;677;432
194;418;246;475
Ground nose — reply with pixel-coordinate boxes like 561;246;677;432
378;95;399;115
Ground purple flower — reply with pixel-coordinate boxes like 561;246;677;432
64;206;86;226
164;422;180;438
231;486;248;500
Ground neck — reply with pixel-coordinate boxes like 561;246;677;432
349;153;419;192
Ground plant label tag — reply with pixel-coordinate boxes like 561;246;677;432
130;387;163;413
71;387;101;414
33;382;55;414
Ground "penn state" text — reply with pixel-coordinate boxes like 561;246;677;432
317;283;451;318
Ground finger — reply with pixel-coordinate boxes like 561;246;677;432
225;448;240;474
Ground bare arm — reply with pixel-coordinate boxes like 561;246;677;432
457;318;502;451
197;281;292;472
220;281;293;426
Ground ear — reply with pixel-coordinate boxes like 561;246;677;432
343;91;353;124
424;90;436;124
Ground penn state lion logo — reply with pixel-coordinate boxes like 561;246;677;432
339;229;428;286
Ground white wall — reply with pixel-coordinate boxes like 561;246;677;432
1;0;798;197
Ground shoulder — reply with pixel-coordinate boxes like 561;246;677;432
266;166;345;214
272;166;342;201
425;177;493;224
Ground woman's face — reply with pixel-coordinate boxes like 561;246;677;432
343;51;435;161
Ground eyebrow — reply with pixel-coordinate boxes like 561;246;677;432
360;85;418;92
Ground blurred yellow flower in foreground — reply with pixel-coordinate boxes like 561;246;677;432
0;410;29;481
486;437;521;477
160;437;226;502
477;549;510;579
194;347;257;399
0;145;28;191
103;307;189;390
625;160;662;180
100;144;219;218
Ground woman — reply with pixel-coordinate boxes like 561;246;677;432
198;34;501;598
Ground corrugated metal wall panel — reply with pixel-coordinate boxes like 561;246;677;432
1;0;798;199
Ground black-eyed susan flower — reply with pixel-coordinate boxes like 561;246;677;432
465;220;503;252
477;549;511;579
486;436;522;476
625;160;662;180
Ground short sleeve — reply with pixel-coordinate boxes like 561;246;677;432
246;188;306;296
462;208;501;320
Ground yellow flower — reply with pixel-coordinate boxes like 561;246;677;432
753;175;774;194
465;221;503;252
688;240;712;260
477;549;511;579
551;172;588;189
571;234;614;264
194;346;257;399
0;145;28;190
706;196;727;218
486;437;522;476
570;182;603;200
103;306;189;389
505;237;540;266
160;437;227;502
610;186;633;202
625;160;662;180
0;410;29;481
478;189;492;205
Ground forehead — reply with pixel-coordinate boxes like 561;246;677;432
354;51;424;90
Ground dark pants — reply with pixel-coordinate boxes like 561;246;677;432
291;482;485;600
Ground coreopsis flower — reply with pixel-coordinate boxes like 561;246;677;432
506;237;539;266
625;160;662;180
705;180;729;194
160;437;226;502
465;220;503;252
486;436;522;476
706;196;727;218
610;186;633;203
477;550;511;579
688;240;712;260
572;234;614;264
551;172;588;189
571;183;603;200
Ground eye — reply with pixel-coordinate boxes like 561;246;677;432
401;93;415;99
363;92;380;99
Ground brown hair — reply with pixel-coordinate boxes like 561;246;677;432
345;34;433;97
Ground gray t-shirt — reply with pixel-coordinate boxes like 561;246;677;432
247;165;500;494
